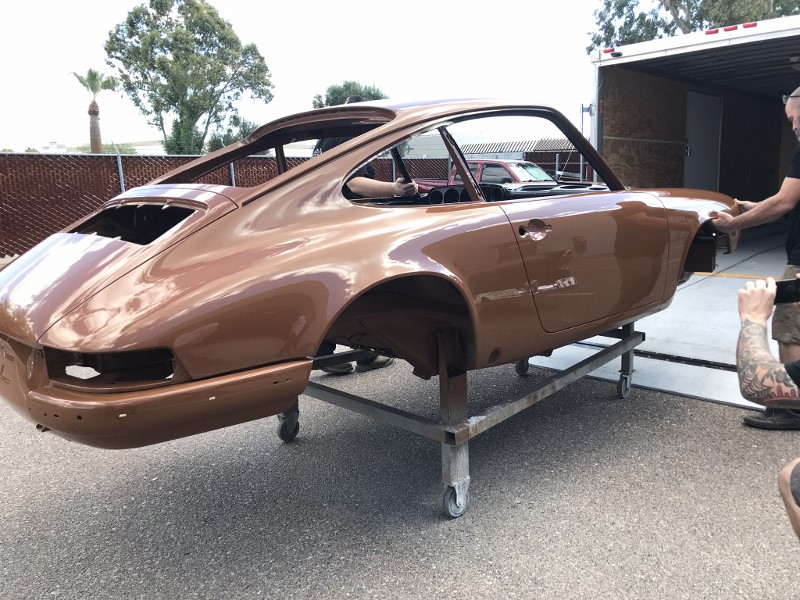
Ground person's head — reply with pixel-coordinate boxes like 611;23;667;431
345;95;364;104
785;86;800;142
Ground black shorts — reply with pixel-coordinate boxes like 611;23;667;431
772;265;800;345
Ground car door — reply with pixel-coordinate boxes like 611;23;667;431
498;190;670;333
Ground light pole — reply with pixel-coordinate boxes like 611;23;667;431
580;103;595;138
580;103;595;179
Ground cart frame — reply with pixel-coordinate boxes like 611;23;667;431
286;323;644;517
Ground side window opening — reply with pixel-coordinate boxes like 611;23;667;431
352;112;611;207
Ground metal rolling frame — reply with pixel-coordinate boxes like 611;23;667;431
296;323;644;517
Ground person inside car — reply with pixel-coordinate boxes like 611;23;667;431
313;95;417;200
312;95;415;374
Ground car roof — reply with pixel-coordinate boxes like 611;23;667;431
151;98;556;186
148;97;625;196
264;97;553;131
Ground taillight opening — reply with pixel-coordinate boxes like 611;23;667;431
44;347;175;391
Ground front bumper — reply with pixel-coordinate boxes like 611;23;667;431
0;337;311;449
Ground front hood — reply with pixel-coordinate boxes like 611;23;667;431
0;184;237;344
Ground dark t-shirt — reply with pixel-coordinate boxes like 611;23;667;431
312;136;375;200
313;136;349;155
784;145;800;264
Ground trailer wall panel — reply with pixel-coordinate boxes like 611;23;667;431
599;67;687;188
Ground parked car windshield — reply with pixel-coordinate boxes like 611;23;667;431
509;162;554;183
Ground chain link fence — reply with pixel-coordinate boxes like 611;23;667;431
0;153;304;257
0;150;579;258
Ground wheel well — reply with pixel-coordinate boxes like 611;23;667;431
324;275;475;377
681;226;719;281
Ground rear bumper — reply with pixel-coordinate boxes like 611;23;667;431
0;337;311;448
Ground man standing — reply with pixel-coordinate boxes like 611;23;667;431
712;88;800;429
734;276;800;538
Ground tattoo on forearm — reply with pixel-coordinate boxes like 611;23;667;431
737;319;800;403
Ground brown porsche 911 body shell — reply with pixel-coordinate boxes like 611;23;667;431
0;99;739;448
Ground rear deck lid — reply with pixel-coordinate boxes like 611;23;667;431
0;184;237;343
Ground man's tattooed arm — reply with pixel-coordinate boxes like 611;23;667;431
737;319;800;403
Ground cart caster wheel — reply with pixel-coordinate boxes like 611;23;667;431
277;408;300;442
442;485;469;518
617;374;631;399
277;417;299;442
515;358;530;376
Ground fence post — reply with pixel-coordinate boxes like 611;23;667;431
229;162;236;186
116;154;126;193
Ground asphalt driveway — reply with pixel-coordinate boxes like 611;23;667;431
1;360;798;599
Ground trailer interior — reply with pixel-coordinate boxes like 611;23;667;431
592;16;800;199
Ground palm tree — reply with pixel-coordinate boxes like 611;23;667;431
72;69;117;154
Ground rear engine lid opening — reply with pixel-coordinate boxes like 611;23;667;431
71;204;195;245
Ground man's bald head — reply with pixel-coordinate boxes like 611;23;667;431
787;86;800;142
787;86;800;107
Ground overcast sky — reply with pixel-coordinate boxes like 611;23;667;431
0;0;602;151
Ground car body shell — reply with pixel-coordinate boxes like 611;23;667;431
0;98;739;448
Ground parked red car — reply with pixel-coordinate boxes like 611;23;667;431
416;158;607;196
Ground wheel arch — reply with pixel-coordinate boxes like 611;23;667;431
323;273;477;378
679;208;737;283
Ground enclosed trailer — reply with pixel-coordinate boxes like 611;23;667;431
590;15;800;198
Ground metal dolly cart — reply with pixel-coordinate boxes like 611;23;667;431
277;323;644;517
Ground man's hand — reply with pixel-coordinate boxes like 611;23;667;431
738;277;776;325
736;276;800;406
736;199;757;212
710;199;756;232
709;209;736;233
392;178;418;197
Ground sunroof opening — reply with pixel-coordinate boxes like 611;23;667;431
72;204;194;245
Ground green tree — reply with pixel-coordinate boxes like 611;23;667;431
207;116;260;152
163;120;206;155
105;0;274;154
312;81;387;108
72;68;118;154
700;0;800;26
588;0;800;52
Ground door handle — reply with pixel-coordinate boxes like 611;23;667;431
519;219;551;241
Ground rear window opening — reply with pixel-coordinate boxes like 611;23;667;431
72;204;194;245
